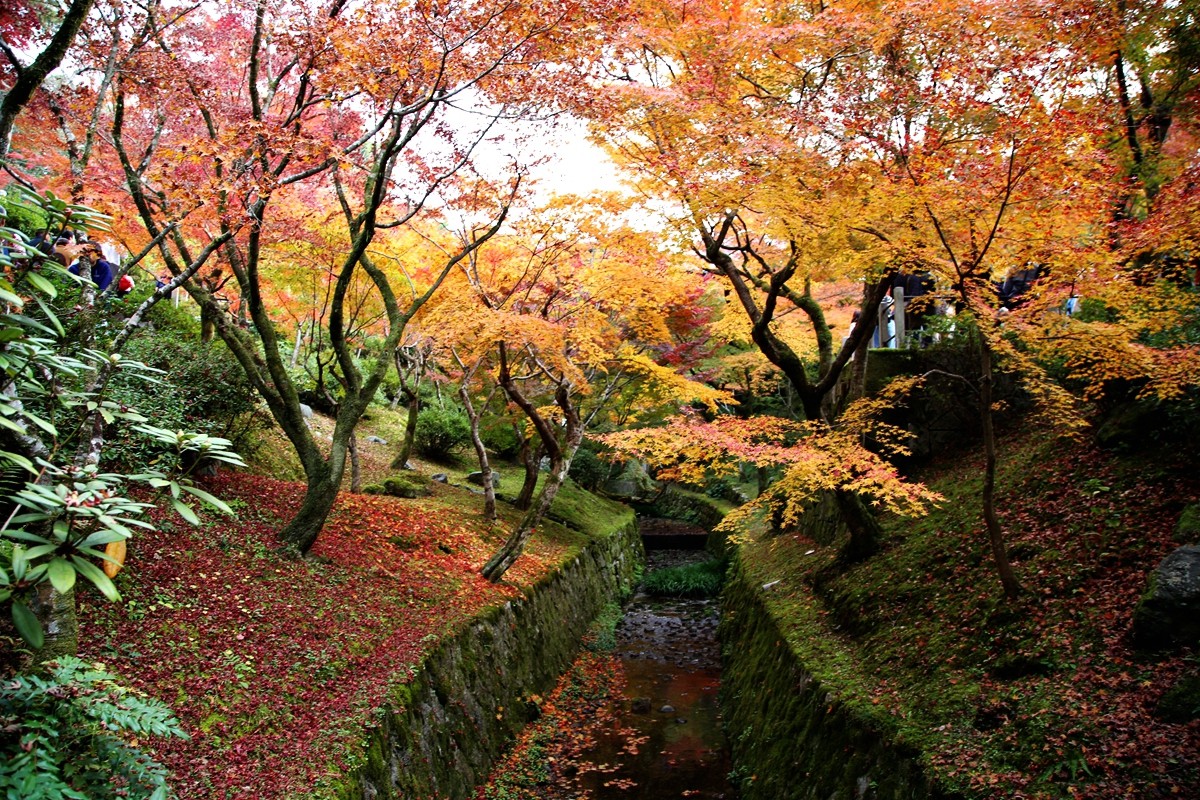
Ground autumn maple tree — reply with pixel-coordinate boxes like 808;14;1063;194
590;1;896;424
586;0;1189;595
1093;0;1200;217
12;0;621;557
1025;0;1200;406
584;0;929;559
783;0;1197;598
421;198;726;580
0;0;98;161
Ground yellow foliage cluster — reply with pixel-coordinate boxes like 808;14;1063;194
415;198;724;422
601;382;942;531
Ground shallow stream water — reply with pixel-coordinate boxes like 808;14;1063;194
576;546;738;800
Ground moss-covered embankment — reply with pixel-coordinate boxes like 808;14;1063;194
719;425;1200;798
333;504;643;799
720;556;950;800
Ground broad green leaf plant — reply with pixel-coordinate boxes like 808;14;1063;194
0;188;244;650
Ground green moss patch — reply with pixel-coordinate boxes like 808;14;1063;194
545;477;631;539
722;429;1200;798
363;473;433;499
1156;670;1200;723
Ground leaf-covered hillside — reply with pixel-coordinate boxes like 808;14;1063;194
732;429;1200;798
76;467;626;800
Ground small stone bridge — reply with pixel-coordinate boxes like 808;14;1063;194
637;517;711;550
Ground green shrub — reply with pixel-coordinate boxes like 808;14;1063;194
413;405;471;461
105;333;262;471
378;373;401;408
0;188;50;235
568;446;611;491
480;419;521;459
145;297;202;338
0;657;187;800
704;476;729;498
642;558;727;598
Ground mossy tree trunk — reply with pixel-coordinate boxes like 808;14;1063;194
26;584;78;669
839;325;875;414
391;341;431;470
834;488;883;564
481;448;575;581
514;433;543;511
391;394;420;470
278;456;342;554
348;431;362;493
457;357;497;520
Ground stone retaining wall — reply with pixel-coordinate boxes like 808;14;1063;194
333;516;643;799
720;560;952;800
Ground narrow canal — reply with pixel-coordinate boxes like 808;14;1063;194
578;546;737;799
478;521;738;799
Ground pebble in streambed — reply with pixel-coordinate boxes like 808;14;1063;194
574;548;737;800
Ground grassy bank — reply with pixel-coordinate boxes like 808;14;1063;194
731;429;1199;798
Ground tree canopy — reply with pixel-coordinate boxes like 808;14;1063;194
2;0;1198;603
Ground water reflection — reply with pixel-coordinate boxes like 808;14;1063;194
578;550;737;800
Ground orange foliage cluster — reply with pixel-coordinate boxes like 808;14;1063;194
602;380;943;530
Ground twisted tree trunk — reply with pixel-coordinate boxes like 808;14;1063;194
514;434;542;511
391;394;420;470
481;345;582;582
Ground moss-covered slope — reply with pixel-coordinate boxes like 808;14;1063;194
721;430;1200;799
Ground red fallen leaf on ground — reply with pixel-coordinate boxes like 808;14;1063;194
77;472;577;800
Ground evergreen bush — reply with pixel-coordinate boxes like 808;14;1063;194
413;405;471;461
568;446;611;491
105;333;262;471
0;657;187;800
480;419;521;459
